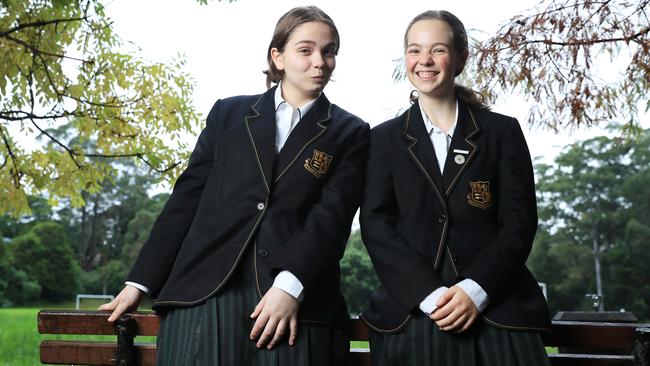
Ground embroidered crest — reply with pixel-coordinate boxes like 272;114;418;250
467;181;494;209
304;149;333;178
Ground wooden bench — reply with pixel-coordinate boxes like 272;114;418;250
38;310;650;366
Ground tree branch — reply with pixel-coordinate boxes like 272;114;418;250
527;25;650;47
0;17;87;36
2;33;89;63
29;117;83;168
0;129;21;188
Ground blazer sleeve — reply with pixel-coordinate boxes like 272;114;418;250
360;127;445;312
274;121;370;290
461;118;538;302
126;100;220;296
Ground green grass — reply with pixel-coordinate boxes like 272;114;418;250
0;301;155;366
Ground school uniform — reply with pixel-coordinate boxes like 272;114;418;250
360;99;551;365
127;85;370;365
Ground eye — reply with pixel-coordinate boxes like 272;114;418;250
407;48;420;54
433;47;447;54
298;47;312;55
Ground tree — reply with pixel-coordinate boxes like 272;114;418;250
340;230;380;315
9;221;81;301
394;0;649;132
531;128;650;318
0;0;202;216
0;241;41;307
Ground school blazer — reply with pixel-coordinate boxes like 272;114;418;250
360;100;551;334
127;86;370;329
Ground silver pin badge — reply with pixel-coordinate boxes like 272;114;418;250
454;154;466;165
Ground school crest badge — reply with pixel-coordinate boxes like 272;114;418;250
304;149;333;178
467;181;494;209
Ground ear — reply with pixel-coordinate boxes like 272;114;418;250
455;49;469;76
270;47;284;71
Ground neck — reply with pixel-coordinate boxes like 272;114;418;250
418;92;456;133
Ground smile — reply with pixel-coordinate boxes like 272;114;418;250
416;71;439;80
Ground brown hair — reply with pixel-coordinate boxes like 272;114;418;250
263;6;340;89
404;10;488;110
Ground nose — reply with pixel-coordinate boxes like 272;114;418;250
419;52;434;66
312;52;325;68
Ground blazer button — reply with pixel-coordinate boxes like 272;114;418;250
256;202;265;211
258;248;269;257
437;214;447;223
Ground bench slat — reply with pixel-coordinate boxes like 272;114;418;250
38;310;160;336
543;321;650;350
40;341;156;365
549;353;635;366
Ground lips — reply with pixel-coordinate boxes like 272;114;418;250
416;71;439;80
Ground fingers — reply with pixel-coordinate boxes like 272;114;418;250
257;316;279;348
289;317;298;346
435;288;455;308
250;311;269;341
249;287;300;349
108;300;130;323
98;298;118;311
267;319;287;349
250;297;265;319
99;286;144;323
430;302;454;321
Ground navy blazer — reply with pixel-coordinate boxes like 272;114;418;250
360;100;551;333
128;86;370;329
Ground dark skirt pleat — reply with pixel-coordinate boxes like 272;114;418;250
156;244;349;366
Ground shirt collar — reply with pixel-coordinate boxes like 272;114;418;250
274;82;318;117
420;99;458;137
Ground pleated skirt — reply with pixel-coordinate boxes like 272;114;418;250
369;252;551;366
155;245;349;366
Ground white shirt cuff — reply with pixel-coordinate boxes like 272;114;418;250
419;286;448;315
272;270;304;302
456;278;489;313
125;281;149;295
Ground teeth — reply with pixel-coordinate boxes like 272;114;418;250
417;71;438;79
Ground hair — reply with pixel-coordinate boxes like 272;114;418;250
263;6;340;89
404;10;488;110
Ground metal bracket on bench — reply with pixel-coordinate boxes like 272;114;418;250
636;327;650;366
116;316;137;366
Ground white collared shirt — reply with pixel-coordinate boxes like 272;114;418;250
274;83;317;153
417;101;490;315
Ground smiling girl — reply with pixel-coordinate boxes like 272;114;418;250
360;10;551;366
100;6;369;365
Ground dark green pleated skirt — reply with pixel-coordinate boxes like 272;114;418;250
369;251;550;366
155;245;349;366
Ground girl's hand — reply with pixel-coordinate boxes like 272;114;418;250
250;287;300;349
98;285;145;322
429;285;478;333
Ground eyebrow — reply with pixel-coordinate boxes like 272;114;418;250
406;42;450;48
292;40;336;48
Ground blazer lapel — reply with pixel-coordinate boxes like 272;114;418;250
245;87;277;193
442;102;480;196
403;102;446;210
273;93;330;183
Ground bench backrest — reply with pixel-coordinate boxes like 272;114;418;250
38;310;650;366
